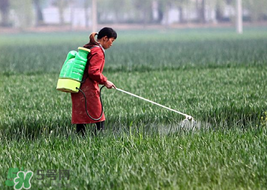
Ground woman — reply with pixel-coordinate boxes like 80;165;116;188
71;27;117;135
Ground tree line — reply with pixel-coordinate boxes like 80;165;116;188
0;0;266;28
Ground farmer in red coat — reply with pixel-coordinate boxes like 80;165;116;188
71;27;117;136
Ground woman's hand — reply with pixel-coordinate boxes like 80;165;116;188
104;80;116;89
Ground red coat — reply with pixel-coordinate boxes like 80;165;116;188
71;46;107;124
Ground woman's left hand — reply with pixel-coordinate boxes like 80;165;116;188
104;80;116;89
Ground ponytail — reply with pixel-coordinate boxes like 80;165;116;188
83;32;99;48
89;32;99;45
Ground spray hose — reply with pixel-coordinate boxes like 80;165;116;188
77;86;105;121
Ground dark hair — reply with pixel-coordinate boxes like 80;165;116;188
97;27;117;40
84;27;117;48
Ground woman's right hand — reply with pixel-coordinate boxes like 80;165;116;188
104;80;116;89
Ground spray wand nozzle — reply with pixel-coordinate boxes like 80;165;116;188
185;115;194;121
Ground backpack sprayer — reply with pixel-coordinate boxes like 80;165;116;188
56;47;90;93
56;47;194;123
56;46;104;121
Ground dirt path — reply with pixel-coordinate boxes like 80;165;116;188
0;22;266;34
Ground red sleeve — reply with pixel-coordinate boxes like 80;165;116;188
88;49;107;84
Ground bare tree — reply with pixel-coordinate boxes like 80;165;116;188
243;0;267;22
33;0;44;26
53;0;69;25
0;0;10;26
178;4;184;23
156;0;174;26
84;0;90;28
173;0;188;23
215;1;224;22
133;0;153;26
10;0;34;29
156;0;164;24
195;0;206;23
200;0;206;23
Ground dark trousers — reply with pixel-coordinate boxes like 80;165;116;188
76;121;105;136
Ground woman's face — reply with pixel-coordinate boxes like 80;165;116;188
102;36;115;49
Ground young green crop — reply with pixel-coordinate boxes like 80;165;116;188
1;27;267;73
1;127;267;189
1;27;267;189
1;66;267;136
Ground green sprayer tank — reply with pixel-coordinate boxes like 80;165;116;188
56;47;90;93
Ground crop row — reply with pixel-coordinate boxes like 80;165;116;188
1;66;266;138
0;28;267;73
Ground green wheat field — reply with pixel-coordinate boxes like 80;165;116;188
1;27;267;190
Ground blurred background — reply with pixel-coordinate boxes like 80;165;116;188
0;0;266;33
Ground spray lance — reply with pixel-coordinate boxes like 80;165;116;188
114;88;195;123
56;47;194;123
